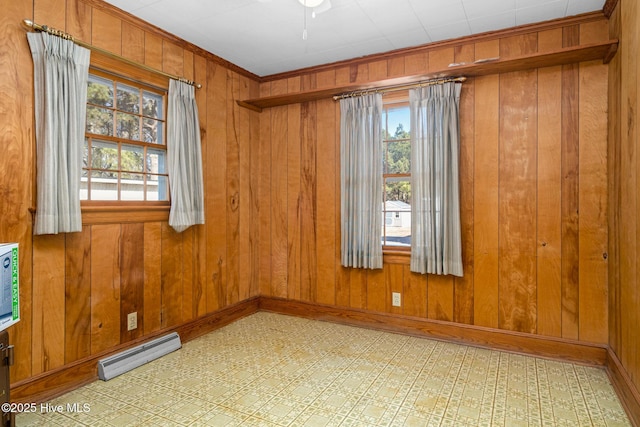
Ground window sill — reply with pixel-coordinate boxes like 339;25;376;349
383;250;410;265
81;204;170;225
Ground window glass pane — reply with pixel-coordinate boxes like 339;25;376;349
143;118;162;144
147;148;166;174
87;75;113;107
116;83;140;114
91;140;118;173
91;170;118;200
86;106;113;136
383;178;411;247
143;91;163;119
121;173;145;201
121;144;144;173
147;175;169;201
116;112;140;140
84;72;167;203
385;140;410;174
386;106;410;139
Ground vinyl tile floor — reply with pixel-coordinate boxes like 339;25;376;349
17;312;631;426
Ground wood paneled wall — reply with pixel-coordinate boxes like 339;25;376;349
258;18;610;344
608;0;640;404
0;0;615;395
0;0;260;384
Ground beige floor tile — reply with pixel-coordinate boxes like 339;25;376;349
15;312;632;426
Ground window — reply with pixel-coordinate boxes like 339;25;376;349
382;93;411;249
82;70;168;203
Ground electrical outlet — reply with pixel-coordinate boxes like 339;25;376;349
127;312;137;331
392;292;401;307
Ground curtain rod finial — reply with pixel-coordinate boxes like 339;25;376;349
23;19;34;29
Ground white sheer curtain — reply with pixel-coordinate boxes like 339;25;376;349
340;93;383;269
27;32;90;235
167;79;204;232
410;82;463;276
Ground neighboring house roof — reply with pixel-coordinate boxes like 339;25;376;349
384;201;411;211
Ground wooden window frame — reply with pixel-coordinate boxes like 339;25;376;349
382;92;411;256
81;52;171;224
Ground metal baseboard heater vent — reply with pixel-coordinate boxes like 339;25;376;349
98;332;182;381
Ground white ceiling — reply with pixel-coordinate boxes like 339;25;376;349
102;0;607;77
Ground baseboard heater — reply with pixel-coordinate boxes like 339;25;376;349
97;332;182;381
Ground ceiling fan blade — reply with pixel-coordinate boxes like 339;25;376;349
313;0;331;15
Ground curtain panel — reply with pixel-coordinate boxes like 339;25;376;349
340;94;383;269
27;32;90;235
410;82;463;276
167;79;205;233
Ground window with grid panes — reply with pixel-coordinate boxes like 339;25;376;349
382;93;411;249
82;69;168;203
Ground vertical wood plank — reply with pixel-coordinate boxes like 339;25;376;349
288;77;302;301
472;59;500;329
65;227;92;364
428;275;454;321
368;60;388;81
34;0;65;30
121;22;145;63
120;223;144;342
578;61;608;344
388;57;405;78
144;33;163;71
238;75;253;302
162;41;183;76
367;269;386;313
404;52;428;75
91;8;122;54
635;0;640;383
537;61;563;338
499;33;538;59
249;78;262;298
618;0;638;378
607;0;622;357
161;223;183;328
259;82;272;298
226;71;241;305
316;90;337;305
404;268;427;318
183;50;194;81
561;26;581;340
270;80;289;299
66;0;91;43
335;69;351;307
182;228;194;320
428;48;454;72
91;225;121;354
32;235;66;373
498;70;538;333
143;222;162;335
350;269;367;309
207;62;227;311
300;76;318;302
